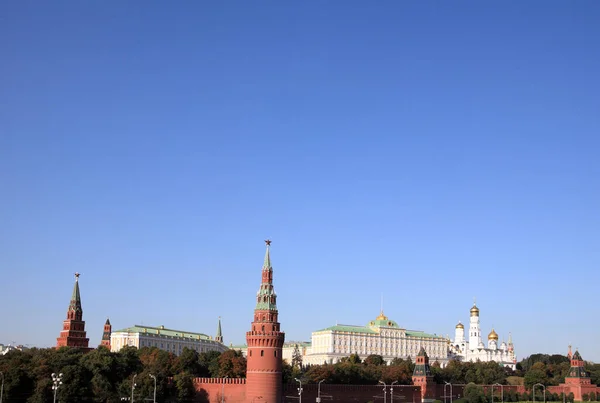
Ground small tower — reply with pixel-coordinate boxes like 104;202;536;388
565;350;591;385
468;300;482;351
215;316;223;343
56;273;90;349
245;240;285;403
560;349;592;401
100;318;111;350
412;346;436;403
454;321;465;344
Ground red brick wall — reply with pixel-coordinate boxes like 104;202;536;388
193;377;247;403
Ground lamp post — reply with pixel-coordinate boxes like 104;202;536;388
295;378;303;403
149;374;157;403
0;371;4;403
533;383;546;403
379;380;387;403
51;373;63;403
317;379;325;403
130;374;137;403
391;381;398;403
492;383;504;403
222;376;228;403
444;382;453;403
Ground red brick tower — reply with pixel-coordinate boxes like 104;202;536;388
412;347;436;402
560;349;594;401
100;318;111;350
56;273;90;349
245;240;285;403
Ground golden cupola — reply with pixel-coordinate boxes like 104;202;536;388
376;310;388;321
470;304;480;317
456;321;464;329
488;328;499;341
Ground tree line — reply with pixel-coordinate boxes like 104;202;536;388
1;346;599;403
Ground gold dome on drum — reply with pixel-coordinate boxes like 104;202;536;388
470;304;480;317
488;328;499;340
376;310;388;321
456;322;464;329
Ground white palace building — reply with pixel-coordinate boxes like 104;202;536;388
448;302;517;369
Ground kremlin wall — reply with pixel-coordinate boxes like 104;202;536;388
53;241;600;403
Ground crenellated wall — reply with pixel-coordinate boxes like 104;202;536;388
193;377;247;403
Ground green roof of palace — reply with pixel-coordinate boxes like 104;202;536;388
113;325;213;340
314;324;443;339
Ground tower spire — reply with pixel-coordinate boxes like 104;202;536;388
263;239;272;268
215;316;223;343
56;273;89;350
70;272;82;313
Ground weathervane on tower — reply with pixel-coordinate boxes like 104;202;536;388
74;272;80;281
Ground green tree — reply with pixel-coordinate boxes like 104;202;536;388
198;350;222;377
173;372;196;402
364;355;385;366
291;344;303;370
174;347;200;375
217;349;246;378
464;383;486;403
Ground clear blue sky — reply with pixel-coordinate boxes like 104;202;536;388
1;1;599;362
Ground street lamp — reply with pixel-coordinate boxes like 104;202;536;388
379;380;387;403
51;373;63;403
391;381;398;403
533;383;546;403
492;383;504;403
222;376;228;403
149;374;157;403
317;379;325;403
130;374;137;403
444;382;453;403
0;371;4;403
295;378;303;403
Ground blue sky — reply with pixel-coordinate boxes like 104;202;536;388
1;1;599;362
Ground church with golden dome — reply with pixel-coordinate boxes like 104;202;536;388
449;301;516;369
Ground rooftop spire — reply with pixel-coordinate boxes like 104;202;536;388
263;239;272;269
216;316;223;343
70;272;82;313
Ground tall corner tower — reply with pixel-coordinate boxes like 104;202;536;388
468;300;481;351
56;273;90;349
245;240;285;403
100;318;112;350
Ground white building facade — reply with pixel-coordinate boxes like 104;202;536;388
110;324;227;356
449;303;516;369
302;311;449;366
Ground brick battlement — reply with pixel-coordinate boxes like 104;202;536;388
193;377;247;385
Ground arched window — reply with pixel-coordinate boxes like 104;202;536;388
250;350;252;356
261;350;264;357
274;351;277;357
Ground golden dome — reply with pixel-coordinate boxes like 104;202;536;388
456;322;464;329
470;304;480;317
488;328;499;340
376;310;388;321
